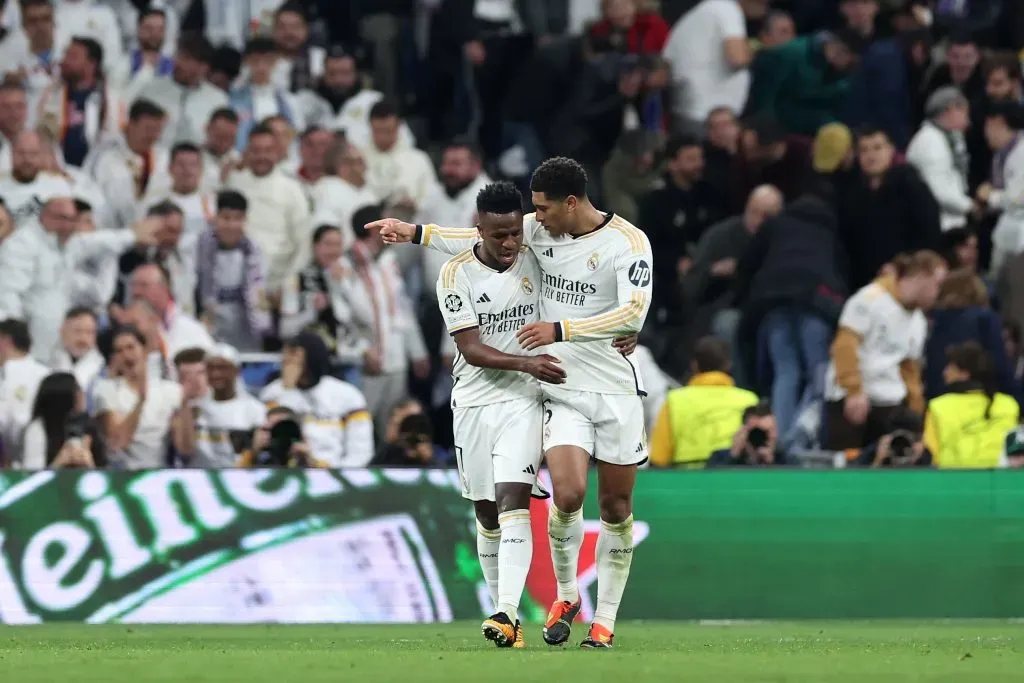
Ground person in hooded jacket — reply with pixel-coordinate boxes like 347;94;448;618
260;330;374;468
733;191;849;446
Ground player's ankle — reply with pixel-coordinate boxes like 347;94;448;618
593;615;615;633
555;588;579;604
498;604;518;622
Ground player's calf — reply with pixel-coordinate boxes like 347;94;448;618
493;482;533;625
592;462;638;638
473;500;501;610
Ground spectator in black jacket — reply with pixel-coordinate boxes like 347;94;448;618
734;193;849;445
639;134;729;320
839;127;941;290
702;106;741;202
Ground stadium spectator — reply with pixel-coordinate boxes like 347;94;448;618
921;30;983;108
662;0;763;133
361;99;437;213
839;126;941;290
0;318;50;463
757;10;796;49
374;412;441;467
907;87;973;231
270;2;324;93
745;27;865;136
201;108;241;189
735;192;848;446
702;106;741;200
310;139;378;251
260;330;374;467
0;130;73;226
649;337;758;468
18;371;104;469
1003;321;1024;385
229;37;304;150
924;342;1019;468
732;115;812;208
940;227;980;272
239;405;326;467
601;129;661;226
824;250;947;451
854;408;931;468
127;262;214;357
706;400;786;467
50;307;103;393
141;143;217;241
0;84;29;176
924;268;1015;399
112;202;196;317
589;0;670;55
0;1;56;127
192;343;267;468
966;52;1023;190
978;102;1024;276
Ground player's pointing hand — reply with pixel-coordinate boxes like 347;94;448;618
517;322;557;350
520;354;566;384
368;217;416;244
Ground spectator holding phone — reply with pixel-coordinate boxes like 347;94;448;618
16;372;104;469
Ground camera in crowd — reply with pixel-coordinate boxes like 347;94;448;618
865;411;931;468
251;407;318;468
726;401;784;467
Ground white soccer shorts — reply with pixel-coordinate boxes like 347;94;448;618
452;396;544;501
541;387;648;466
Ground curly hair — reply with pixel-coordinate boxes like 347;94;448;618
530;157;588;200
476;181;523;216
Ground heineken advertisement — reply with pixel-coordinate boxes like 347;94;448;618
2;469;1024;623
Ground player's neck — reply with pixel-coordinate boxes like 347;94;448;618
568;202;607;236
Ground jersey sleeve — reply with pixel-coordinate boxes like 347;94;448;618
559;232;653;342
435;260;477;335
414;223;479;255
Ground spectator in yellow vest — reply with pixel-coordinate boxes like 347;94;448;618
924;342;1020;469
648;337;759;468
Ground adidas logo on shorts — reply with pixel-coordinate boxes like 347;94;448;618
635;442;644;454
522;464;536;475
477;293;491;303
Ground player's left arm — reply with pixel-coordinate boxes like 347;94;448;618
519;242;653;348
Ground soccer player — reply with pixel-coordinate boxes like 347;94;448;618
372;158;653;649
437;181;565;648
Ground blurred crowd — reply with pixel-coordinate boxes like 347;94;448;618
2;0;1024;471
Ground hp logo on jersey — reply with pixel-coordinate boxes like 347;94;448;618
628;260;651;287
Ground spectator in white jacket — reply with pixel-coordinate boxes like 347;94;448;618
225;122;311;292
361;99;437;213
0;197;160;361
0;318;50;464
978;101;1024;277
0;0;57;123
907;87;974;231
309;138;378;249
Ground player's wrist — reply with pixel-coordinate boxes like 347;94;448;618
554;322;565;342
413;224;425;244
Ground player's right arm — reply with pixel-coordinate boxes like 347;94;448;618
371;217;479;255
437;259;566;384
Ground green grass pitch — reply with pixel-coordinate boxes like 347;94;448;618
1;622;1022;682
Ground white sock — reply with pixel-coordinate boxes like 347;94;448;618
476;522;501;609
547;506;583;604
495;509;532;622
593;515;634;634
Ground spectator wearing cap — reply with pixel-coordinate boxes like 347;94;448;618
810;122;854;188
196;190;271;352
190;343;267;468
839;127;941;290
136;34;229;147
746;27;866;136
731;115;812;209
907;86;974;231
229;37;304;151
977;102;1024;277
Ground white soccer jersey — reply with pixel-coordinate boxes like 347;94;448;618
0;172;73;225
419;212;653;395
436;245;542;408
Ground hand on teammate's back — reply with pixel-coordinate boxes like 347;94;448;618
369;218;416;244
520;354;566;384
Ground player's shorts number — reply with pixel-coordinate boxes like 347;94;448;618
628;260;651;287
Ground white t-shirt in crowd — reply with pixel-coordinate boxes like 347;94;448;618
824;282;928;406
0;354;51;460
0;172;74;225
92;376;183;470
663;0;750;122
193;392;267;468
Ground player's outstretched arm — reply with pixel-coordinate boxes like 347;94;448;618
372;217;479;256
453;327;566;384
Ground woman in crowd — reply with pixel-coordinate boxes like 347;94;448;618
925;268;1016;399
17;372;104;469
924;342;1020;468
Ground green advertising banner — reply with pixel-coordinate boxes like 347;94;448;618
1;469;1024;623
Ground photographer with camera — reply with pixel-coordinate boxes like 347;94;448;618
239;406;326;468
707;401;787;467
374;413;441;467
856;409;931;468
16;372;105;469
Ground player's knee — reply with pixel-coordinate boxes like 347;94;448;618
552;487;585;514
598;492;632;524
494;483;532;514
473;501;499;530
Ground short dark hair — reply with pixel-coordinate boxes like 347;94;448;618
984;52;1023;82
445;135;483;160
986;101;1024;130
20;0;53;12
744;114;786;146
129;99;165;121
177;33;214;64
947;28;977;48
111;325;147;351
70;36;104;69
73;198;92;215
139;7;166;24
665;134;702;159
217;189;248;213
0;319;31;352
856;126;891;143
530;157;588;201
208;107;239;126
147;200;184;217
692;337;731;374
369;99;400;121
173;347;207;367
742;400;773;423
398;413;433;440
352;204;382;238
247;122;275;140
170;142;202;162
312;224;341;244
211;46;242;79
275;1;306;21
476;181;523;216
244;37;277;56
65;306;97;324
300;125;328;141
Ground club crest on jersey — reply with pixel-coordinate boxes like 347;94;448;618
521;277;534;294
444;294;463;313
587;253;599;271
628;259;652;287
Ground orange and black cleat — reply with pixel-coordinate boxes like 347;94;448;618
482;612;522;648
542;598;582;646
579;622;614;649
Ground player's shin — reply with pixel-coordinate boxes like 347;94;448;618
593;514;634;634
547;505;584;604
495;484;534;622
475;504;501;609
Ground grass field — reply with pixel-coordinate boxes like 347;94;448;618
1;621;1023;682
